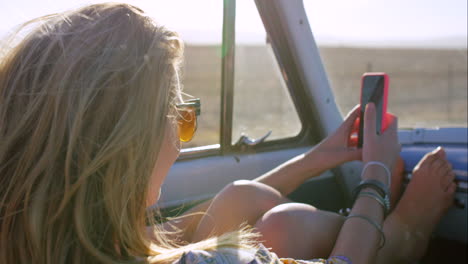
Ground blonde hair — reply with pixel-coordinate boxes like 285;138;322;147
0;3;256;263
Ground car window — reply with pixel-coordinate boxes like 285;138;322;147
0;0;223;149
232;0;302;144
1;0;305;152
142;1;224;149
304;0;467;128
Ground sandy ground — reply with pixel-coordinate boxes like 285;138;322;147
180;45;467;148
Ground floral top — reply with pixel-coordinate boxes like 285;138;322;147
172;244;351;264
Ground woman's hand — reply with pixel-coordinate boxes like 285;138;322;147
304;105;362;171
362;103;400;181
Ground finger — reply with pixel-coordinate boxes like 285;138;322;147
447;162;453;172
446;182;457;194
433;158;446;172
447;171;456;183
340;105;361;128
440;162;453;175
421;149;439;166
435;146;446;159
384;114;398;136
340;106;361;135
387;117;399;147
344;105;361;121
383;113;396;131
437;162;451;176
363;103;377;139
441;171;455;190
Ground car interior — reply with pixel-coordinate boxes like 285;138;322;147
153;0;467;262
0;0;465;262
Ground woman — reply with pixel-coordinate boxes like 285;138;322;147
0;3;456;263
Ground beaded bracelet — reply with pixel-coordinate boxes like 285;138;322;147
328;255;352;264
346;214;386;249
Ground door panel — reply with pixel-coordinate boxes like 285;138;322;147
159;146;343;211
159;147;309;208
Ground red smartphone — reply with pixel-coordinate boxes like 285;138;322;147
357;72;389;147
349;73;389;148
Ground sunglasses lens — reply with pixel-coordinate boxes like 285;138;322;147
178;108;197;142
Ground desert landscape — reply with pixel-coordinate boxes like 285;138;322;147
179;45;467;147
320;47;467;127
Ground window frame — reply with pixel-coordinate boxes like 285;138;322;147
179;0;321;160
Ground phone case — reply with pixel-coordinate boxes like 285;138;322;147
349;72;389;148
361;72;389;131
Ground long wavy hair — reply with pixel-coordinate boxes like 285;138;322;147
0;3;255;263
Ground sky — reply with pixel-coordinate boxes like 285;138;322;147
0;0;466;47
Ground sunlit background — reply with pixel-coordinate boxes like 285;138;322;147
1;0;467;46
1;0;467;147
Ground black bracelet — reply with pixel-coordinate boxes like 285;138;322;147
351;179;391;217
352;179;390;200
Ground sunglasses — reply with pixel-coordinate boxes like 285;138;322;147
176;98;201;142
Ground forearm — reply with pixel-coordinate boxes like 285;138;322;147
254;149;329;196
330;167;388;263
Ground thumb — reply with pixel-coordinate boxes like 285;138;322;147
341;105;361;131
336;105;361;140
364;103;377;139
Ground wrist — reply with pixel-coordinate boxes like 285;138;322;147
361;187;380;195
352;179;391;218
306;147;333;172
361;166;390;185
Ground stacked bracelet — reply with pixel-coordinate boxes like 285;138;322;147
357;191;389;217
343;162;391;252
352;179;391;217
353;179;389;198
346;214;386;249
